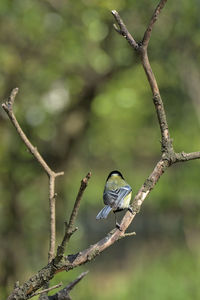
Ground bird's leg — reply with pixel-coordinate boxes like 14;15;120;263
128;205;134;214
114;211;122;231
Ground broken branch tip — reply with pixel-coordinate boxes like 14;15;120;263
111;10;117;15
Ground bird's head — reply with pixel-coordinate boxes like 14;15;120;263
106;170;124;181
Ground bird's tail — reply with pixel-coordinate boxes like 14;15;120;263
96;205;112;219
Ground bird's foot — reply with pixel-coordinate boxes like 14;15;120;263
128;206;134;214
116;222;122;231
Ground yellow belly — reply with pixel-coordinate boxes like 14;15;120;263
120;192;132;209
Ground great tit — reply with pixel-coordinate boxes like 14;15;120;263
96;170;133;229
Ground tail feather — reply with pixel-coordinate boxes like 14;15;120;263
96;205;112;219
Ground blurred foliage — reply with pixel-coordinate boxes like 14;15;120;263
0;0;200;299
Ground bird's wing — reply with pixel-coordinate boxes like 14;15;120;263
114;185;132;209
103;185;132;209
103;189;118;206
116;185;132;209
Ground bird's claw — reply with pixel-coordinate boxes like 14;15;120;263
128;206;133;214
116;222;122;231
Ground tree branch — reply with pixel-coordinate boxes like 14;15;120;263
2;89;64;263
2;88;63;178
31;272;88;300
48;271;88;300
57;172;91;257
175;151;200;162
31;283;62;297
5;1;200;299
142;0;168;47
112;1;171;153
7;157;166;299
111;10;138;50
111;1;200;167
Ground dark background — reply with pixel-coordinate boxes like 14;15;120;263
0;0;200;299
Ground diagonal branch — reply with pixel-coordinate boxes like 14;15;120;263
2;88;64;263
142;0;168;47
111;10;138;50
31;272;88;300
48;271;88;300
31;283;62;297
57;172;91;257
2;88;62;178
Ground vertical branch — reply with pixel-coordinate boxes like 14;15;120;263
112;1;172;152
140;50;171;149
48;176;56;262
2;89;64;262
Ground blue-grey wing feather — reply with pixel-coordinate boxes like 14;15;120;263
96;205;112;219
103;185;132;209
103;190;118;206
115;185;132;209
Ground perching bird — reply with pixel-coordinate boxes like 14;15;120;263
96;170;133;229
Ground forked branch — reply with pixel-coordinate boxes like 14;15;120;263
112;2;171;151
2;89;64;263
111;1;200;163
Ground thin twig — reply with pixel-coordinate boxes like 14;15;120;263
62;271;88;292
57;172;91;256
111;10;138;50
48;272;88;300
31;283;62;297
175;151;200;162
124;232;136;237
2;89;64;263
2;89;61;177
142;0;168;47
118;231;136;240
143;56;171;150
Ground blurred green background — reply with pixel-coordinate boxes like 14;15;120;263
0;0;200;299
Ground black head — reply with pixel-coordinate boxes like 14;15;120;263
106;170;124;181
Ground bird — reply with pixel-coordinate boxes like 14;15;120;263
96;170;133;229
